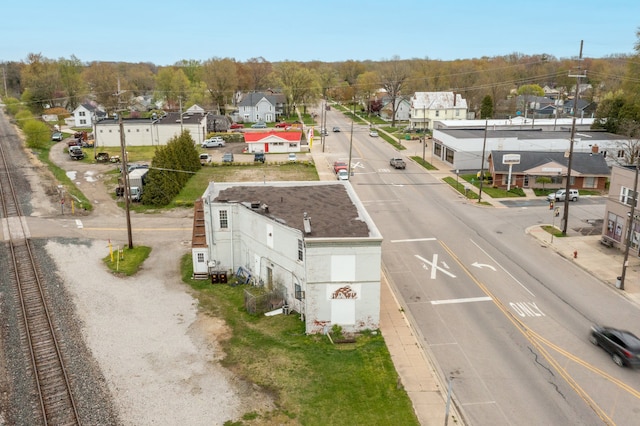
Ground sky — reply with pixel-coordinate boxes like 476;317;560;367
1;0;638;65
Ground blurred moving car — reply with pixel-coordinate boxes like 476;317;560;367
251;122;267;128
590;325;640;367
332;127;340;132
254;152;265;163
275;122;290;128
52;132;64;141
222;153;234;163
288;153;297;162
369;130;379;137
229;123;244;129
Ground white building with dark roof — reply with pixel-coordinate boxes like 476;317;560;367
94;111;208;147
432;128;630;171
191;181;383;334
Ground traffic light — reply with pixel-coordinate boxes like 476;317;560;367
549;200;554;210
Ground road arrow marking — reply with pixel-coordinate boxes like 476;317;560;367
471;262;496;271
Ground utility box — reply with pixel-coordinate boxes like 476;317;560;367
219;271;228;283
210;272;219;284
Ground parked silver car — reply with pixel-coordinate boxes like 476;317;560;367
546;189;579;202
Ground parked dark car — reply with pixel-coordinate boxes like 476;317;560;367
254;152;265;163
590;325;640;368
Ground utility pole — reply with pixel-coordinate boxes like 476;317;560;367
115;80;133;249
321;99;327;152
561;40;585;235
422;106;426;162
348;96;355;179
478;119;488;203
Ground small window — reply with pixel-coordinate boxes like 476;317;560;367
219;210;228;228
197;253;204;262
295;283;304;300
297;239;303;261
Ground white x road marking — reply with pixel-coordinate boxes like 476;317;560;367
415;254;456;279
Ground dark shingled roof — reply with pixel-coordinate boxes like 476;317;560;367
215;184;370;238
490;150;610;175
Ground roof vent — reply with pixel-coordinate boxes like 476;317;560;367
251;201;261;209
303;212;311;234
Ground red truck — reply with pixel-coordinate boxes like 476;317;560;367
333;161;348;174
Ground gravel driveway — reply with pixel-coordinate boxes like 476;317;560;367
2;137;275;425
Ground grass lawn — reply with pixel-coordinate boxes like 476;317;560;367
172;162;320;207
181;256;419;426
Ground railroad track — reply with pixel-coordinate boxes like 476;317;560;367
0;126;81;425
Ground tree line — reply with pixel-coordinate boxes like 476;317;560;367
2;37;640;132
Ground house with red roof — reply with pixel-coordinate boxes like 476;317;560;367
243;130;304;153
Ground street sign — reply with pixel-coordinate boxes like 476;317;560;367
503;154;521;164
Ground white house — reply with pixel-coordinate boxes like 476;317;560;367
409;92;468;131
236;92;285;123
72;103;106;128
94;111;208;147
191;181;383;335
243;130;304;153
379;96;411;122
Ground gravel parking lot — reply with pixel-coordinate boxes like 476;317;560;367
1;135;275;425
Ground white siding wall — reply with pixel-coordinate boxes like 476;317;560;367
94;120;206;147
202;199;382;334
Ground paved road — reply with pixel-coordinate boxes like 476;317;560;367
321;107;640;425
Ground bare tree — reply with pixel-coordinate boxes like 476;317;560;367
378;56;410;127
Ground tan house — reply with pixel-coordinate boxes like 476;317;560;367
602;165;640;251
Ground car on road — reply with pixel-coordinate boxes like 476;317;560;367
333;161;348;174
332;127;340;132
251;122;267;129
230;123;244;129
202;137;225;148
275;122;290;128
254;152;265;163
337;169;349;181
590;325;640;367
222;153;234;163
288;153;297;162
369;130;379;137
547;189;579;202
52;132;64;141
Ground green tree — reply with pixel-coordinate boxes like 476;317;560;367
20;53;61;112
82;62;120;113
155;67;190;110
272;62;320;116
22;119;51;149
142;131;200;206
480;95;493;119
237;57;272;92
58;55;84;111
202;58;238;114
